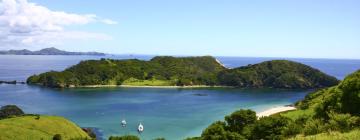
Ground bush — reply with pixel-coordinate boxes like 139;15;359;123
200;121;246;140
339;70;360;115
109;135;140;140
0;105;24;119
53;134;62;140
326;112;359;132
251;115;291;140
282;121;302;137
224;109;257;133
303;119;325;136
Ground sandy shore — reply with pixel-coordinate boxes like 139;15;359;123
256;106;296;118
78;84;230;88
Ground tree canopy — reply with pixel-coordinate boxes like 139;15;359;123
27;57;338;89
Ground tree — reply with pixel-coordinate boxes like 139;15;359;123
224;109;257;133
251;115;290;140
108;135;140;140
201;121;245;140
0;105;24;119
339;70;360;115
53;134;62;140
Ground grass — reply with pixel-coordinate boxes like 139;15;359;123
280;109;314;121
0;115;90;140
122;77;176;86
289;129;360;140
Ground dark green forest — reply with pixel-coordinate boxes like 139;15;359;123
27;56;338;89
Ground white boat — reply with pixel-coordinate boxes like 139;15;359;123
121;119;126;127
138;123;144;133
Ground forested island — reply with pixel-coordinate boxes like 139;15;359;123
27;56;339;89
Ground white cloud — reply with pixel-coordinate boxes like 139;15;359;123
0;0;117;49
101;19;118;25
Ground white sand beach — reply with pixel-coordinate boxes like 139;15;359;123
256;106;296;118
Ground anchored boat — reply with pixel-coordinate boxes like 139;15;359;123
138;123;144;133
121;119;127;127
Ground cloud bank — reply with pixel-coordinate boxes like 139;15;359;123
0;0;117;48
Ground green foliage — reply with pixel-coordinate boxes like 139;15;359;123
290;129;360;140
53;134;62;140
201;121;245;140
28;56;225;87
0;115;90;139
108;135;140;140
27;57;338;89
153;138;166;140
339;70;360;115
224;109;257;133
0;105;24;119
218;60;339;89
303;118;325;135
251;115;291;140
192;70;360;140
325;112;359;132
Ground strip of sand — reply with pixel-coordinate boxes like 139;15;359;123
78;85;230;88
256;106;296;118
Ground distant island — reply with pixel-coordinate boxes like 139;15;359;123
27;56;339;89
0;47;105;56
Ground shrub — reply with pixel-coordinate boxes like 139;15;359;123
303;119;325;136
224;109;257;133
53;134;62;140
200;121;246;140
339;70;360;115
251;115;291;140
326;112;359;132
108;135;140;140
0;105;24;119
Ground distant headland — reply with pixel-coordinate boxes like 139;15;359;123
27;56;339;89
0;47;105;56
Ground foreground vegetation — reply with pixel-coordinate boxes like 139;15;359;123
187;70;360;140
27;56;338;89
0;105;92;140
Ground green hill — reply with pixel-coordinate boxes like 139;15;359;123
218;60;339;89
0;115;90;140
186;70;360;140
27;56;338;89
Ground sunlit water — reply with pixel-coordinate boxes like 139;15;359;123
0;55;360;139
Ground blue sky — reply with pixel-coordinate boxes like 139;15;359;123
1;0;360;59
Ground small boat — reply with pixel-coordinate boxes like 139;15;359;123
121;119;126;127
138;123;144;133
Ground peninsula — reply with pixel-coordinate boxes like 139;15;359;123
0;47;105;56
27;56;339;89
187;70;360;140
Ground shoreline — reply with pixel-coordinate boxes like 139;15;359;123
77;84;231;89
256;106;296;118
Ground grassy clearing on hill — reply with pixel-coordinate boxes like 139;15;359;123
122;77;176;86
290;129;360;140
0;115;90;140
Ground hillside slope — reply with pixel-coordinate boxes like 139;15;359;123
0;115;90;140
218;60;339;88
27;56;339;89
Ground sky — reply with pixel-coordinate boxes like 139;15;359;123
0;0;359;59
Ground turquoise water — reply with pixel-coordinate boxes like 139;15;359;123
0;55;360;139
0;84;308;139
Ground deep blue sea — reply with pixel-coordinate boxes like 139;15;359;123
1;55;360;140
